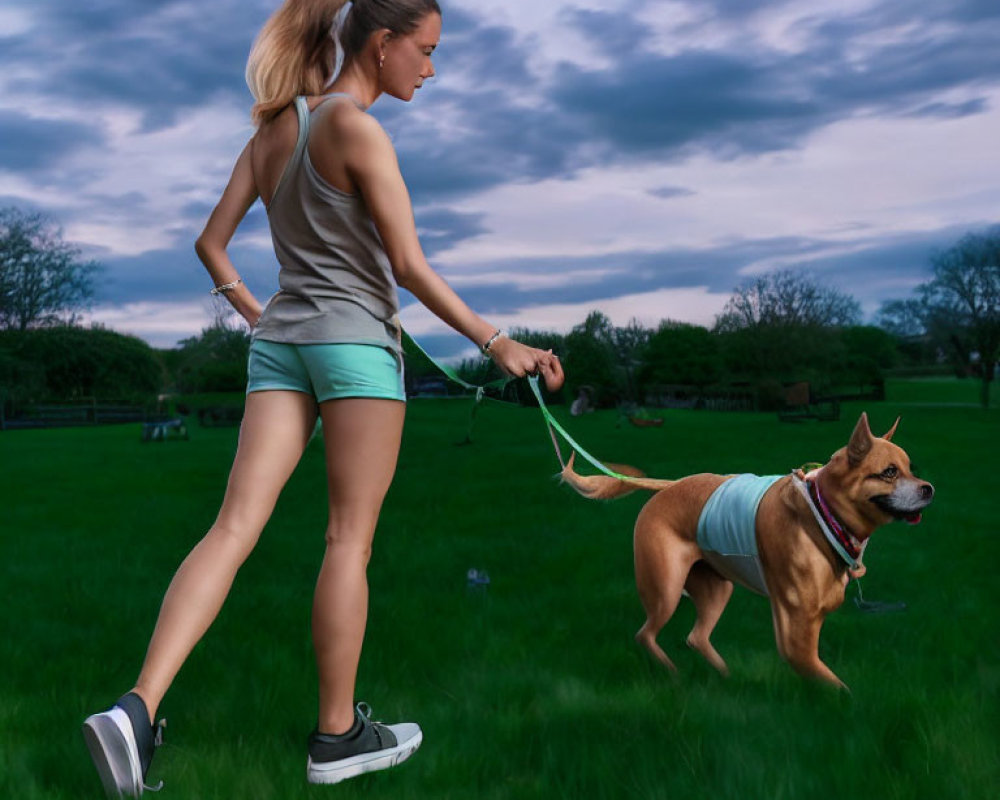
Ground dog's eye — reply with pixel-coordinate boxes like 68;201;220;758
881;465;898;480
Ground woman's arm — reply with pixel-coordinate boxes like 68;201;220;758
340;112;563;389
194;142;264;327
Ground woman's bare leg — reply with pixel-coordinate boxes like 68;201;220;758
131;390;318;721
312;397;405;734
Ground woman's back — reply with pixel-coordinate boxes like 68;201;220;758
250;95;401;350
253;95;360;205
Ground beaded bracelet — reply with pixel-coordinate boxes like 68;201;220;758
210;278;243;295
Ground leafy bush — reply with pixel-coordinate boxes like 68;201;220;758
639;322;722;390
171;324;250;393
0;326;163;408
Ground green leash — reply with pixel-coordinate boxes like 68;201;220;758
401;329;511;398
401;328;631;478
526;376;632;480
401;329;512;444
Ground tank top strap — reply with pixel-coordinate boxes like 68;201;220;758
265;97;311;209
291;96;311;161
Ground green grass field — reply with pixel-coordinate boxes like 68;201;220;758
1;379;997;799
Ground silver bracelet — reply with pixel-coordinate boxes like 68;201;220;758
210;278;242;295
481;329;505;355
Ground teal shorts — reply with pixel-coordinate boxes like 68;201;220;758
247;339;405;403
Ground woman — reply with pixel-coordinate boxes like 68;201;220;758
82;0;563;795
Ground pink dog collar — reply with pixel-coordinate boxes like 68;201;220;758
791;475;864;569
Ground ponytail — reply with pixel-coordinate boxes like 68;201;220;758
246;0;347;126
246;0;442;126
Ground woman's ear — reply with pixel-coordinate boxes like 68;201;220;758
368;28;393;69
372;28;393;51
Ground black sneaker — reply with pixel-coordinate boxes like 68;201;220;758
306;703;422;784
82;693;165;797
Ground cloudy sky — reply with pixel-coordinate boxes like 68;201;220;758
2;0;999;357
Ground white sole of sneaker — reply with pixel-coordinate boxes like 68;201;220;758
306;727;423;785
82;707;143;798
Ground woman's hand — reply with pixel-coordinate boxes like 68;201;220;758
239;293;264;329
488;336;565;392
537;350;565;392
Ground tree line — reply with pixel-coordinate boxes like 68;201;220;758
1;204;997;411
429;229;1000;409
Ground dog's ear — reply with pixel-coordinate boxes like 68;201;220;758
882;416;900;441
848;412;874;466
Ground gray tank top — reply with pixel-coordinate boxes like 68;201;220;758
252;94;401;352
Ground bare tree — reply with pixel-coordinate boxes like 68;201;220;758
0;207;100;331
876;298;926;339
876;297;946;368
714;268;861;332
921;228;1000;407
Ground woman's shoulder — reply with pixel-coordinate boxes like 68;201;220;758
311;97;393;155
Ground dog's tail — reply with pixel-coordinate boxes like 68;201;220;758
560;453;675;500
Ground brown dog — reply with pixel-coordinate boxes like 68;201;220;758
561;413;933;688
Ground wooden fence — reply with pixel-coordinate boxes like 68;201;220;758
1;403;153;431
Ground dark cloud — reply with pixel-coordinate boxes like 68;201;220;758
403;251;716;318
435;12;535;88
552;51;821;159
699;0;778;17
560;7;652;57
0;110;104;170
399;225;973;337
377;11;571;198
921;0;1000;25
388;86;581;198
96;248;207;306
905;98;990;119
96;237;280;307
757;226;976;308
6;0;996;201
91;218;975;351
414;207;489;257
1;1;265;131
647;186;696;200
808;16;1000;114
380;1;1000;205
550;5;1000;165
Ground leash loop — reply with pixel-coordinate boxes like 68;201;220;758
526;376;632;481
401;327;646;482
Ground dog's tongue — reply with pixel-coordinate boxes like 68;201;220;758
905;512;922;525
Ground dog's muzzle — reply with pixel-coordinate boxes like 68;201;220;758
872;481;934;524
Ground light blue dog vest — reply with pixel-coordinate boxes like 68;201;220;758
696;474;784;596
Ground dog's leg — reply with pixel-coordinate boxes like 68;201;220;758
683;561;734;677
769;602;847;689
635;618;679;671
634;534;700;672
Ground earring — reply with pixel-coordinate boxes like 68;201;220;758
378;52;385;70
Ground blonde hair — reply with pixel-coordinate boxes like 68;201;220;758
246;0;441;126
